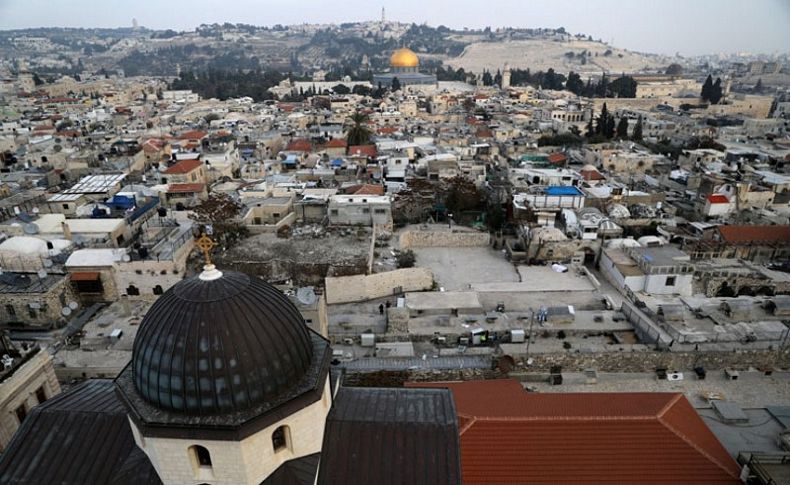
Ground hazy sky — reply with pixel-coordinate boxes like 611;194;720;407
0;0;788;56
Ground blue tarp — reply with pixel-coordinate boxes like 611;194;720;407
331;159;344;167
545;186;583;196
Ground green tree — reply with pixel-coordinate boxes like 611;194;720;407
701;74;713;102
396;250;416;268
346;111;372;146
482;70;493;86
610;75;637;98
632;115;643;141
665;63;683;76
566;71;584;95
585;113;595;138
710;77;723;104
596;103;610;136
616;117;629;139
332;84;350;95
391;77;401;91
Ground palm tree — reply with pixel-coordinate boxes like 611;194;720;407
346;111;372;146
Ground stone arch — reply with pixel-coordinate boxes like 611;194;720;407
716;282;736;297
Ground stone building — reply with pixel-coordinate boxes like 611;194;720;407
0;338;60;452
0;273;77;328
0;262;461;484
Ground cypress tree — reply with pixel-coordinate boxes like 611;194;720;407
710;77;723;104
616;117;629;139
701;74;713;102
632;115;643;141
585;111;595;138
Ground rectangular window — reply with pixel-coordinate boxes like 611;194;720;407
374;209;386;214
62;203;69;210
666;276;676;287
330;209;338;216
36;386;47;404
15;404;26;424
362;208;370;214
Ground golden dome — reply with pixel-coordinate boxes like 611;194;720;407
390;47;419;68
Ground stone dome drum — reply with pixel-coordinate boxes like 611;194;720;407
132;270;314;415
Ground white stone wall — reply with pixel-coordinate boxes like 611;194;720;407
133;377;331;485
644;273;693;296
114;260;185;300
399;230;490;249
325;268;434;304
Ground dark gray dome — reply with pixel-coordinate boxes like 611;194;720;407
132;271;313;415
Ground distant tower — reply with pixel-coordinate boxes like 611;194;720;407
381;7;386;23
132;18;139;30
502;63;511;89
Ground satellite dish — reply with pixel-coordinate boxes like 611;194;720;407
37;269;47;279
61;307;72;317
43;259;53;268
122;254;131;262
23;223;39;234
68;301;79;310
32;207;40;214
296;287;317;306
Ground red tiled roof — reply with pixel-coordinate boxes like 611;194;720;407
287;139;313;152
718;225;790;244
707;194;729;204
377;126;399;135
164;159;202;174
177;130;207;141
580;169;606;181
475;127;493;138
348;145;377;158
167;183;205;194
349;184;385;196
324;139;348;149
548;152;567;164
409;380;740;485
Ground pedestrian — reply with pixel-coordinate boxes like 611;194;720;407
378;303;384;315
385;300;391;309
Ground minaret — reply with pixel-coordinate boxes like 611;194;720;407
381;6;386;24
502;63;511;89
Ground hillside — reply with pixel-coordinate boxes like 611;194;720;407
446;38;669;74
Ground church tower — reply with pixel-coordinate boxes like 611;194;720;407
115;247;333;485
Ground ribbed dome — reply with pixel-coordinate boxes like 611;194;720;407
390;47;419;68
132;271;313;415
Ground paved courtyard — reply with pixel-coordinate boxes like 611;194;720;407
414;246;519;291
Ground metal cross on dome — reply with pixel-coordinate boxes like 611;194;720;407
195;233;217;265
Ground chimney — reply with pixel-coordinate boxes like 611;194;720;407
61;221;72;240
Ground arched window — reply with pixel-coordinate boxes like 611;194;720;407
272;425;290;453
189;445;213;475
126;285;140;296
153;285;164;295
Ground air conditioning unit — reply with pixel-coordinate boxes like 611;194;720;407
342;338;354;345
360;333;375;347
459;337;470;346
436;336;447;345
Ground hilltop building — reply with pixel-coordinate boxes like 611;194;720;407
373;47;437;88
